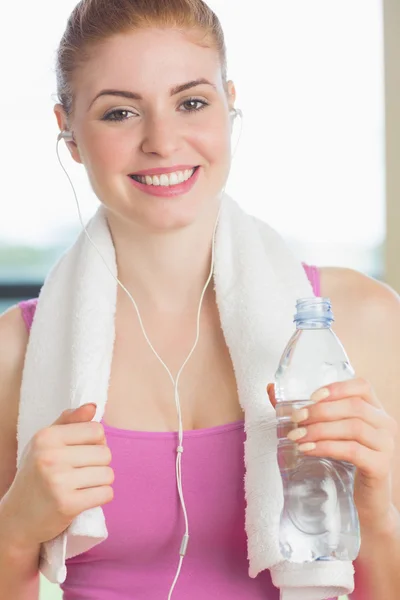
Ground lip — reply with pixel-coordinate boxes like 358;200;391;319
131;165;198;176
128;166;200;198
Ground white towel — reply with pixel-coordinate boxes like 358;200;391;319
17;194;354;599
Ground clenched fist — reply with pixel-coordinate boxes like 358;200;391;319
2;403;114;547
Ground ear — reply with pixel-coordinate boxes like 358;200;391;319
53;104;83;165
226;80;237;112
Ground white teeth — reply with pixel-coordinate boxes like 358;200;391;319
133;169;196;187
169;172;179;185
159;174;169;187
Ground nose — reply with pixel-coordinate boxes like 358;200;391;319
140;113;182;157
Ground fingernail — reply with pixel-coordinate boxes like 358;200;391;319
310;388;330;402
287;427;307;441
292;408;309;423
298;442;316;452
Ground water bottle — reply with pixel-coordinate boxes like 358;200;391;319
275;297;360;563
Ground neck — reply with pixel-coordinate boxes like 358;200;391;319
105;201;221;314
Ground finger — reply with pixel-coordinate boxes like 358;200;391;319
293;397;391;431
52;421;107;446
53;404;98;425
266;383;277;407
312;378;382;409
296;440;386;480
70;466;115;490
71;485;114;513
289;419;392;453
50;445;112;467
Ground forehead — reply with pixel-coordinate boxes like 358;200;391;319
73;28;223;110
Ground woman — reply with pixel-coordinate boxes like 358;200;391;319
0;1;399;599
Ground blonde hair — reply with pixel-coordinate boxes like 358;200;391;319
56;0;228;120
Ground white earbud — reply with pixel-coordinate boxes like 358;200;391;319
230;108;243;122
58;130;75;143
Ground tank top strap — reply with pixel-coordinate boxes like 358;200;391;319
302;263;321;297
19;298;38;332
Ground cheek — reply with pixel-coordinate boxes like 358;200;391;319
80;136;127;201
86;136;125;174
191;123;231;169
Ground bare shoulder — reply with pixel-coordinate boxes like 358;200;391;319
0;305;29;499
319;265;400;323
0;304;29;374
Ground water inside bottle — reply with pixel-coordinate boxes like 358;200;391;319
276;400;313;473
276;400;360;562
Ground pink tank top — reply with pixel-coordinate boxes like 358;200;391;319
20;265;337;600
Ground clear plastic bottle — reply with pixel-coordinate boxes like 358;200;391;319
274;297;360;563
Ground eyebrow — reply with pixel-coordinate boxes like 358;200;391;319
88;78;217;110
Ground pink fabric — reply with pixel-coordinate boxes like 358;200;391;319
19;266;336;600
304;263;321;297
19;298;38;330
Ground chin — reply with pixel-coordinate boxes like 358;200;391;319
136;197;203;232
107;190;215;234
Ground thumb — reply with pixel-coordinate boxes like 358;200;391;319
54;403;98;425
266;383;277;408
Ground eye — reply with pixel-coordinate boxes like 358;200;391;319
102;109;137;122
180;98;209;113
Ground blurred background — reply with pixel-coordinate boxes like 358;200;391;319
1;0;399;598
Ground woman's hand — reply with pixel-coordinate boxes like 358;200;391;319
267;378;399;534
1;403;114;549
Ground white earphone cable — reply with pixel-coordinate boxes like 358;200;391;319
55;106;242;598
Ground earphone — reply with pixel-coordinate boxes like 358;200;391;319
56;105;243;598
230;107;243;122
58;130;75;143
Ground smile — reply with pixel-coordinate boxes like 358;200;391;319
129;167;198;188
128;166;201;198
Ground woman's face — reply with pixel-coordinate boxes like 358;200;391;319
56;28;236;232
